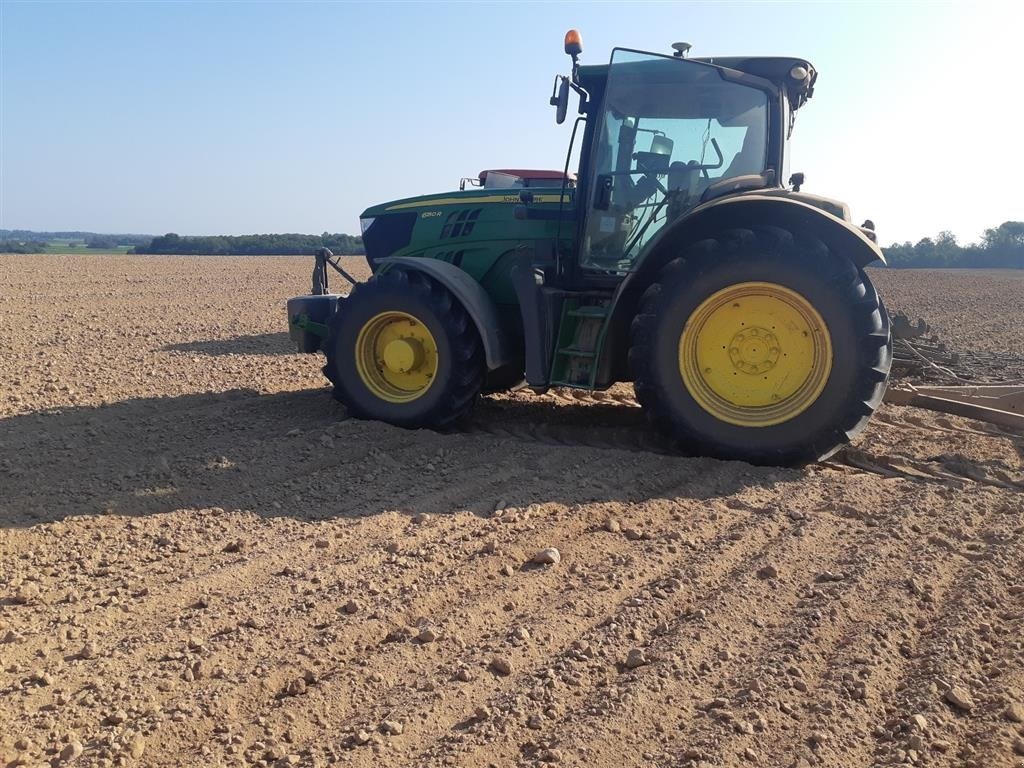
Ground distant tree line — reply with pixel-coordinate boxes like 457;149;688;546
885;221;1023;268
7;223;1023;266
0;230;152;247
0;240;46;253
133;232;364;255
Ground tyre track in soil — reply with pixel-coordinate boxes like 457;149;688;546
351;496;787;767
439;480;926;767
444;475;1019;768
8;434;1024;768
323;479;778;753
858;499;1024;768
216;450;755;758
2;430;737;765
713;486;1016;768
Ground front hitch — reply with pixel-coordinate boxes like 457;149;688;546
287;294;340;353
288;248;358;353
312;247;359;295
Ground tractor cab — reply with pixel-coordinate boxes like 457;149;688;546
551;35;818;280
577;50;776;271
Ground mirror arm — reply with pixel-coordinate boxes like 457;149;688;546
549;75;565;107
568;80;589;113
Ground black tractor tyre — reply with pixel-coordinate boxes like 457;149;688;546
629;228;891;466
323;269;486;429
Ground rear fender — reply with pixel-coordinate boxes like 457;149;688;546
640;194;886;274
598;194;886;385
377;256;512;370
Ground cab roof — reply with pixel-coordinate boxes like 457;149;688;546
694;56;816;108
578;53;816;111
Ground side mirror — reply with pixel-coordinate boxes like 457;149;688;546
551;77;570;125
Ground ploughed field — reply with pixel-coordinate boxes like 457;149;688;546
1;255;1023;768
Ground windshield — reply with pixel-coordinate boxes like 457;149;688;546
582;50;770;271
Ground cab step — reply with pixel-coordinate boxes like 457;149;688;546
549;299;612;388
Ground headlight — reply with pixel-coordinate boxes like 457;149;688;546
360;217;376;234
790;65;809;81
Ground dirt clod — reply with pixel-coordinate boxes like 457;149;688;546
60;741;84;762
624;649;648;669
128;735;146;759
944;686;974;711
417;626;439;643
78;641;98;660
13;583;40;604
106;709;128;725
756;564;778;580
533;547;561;565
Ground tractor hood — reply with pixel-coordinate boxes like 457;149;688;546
360;186;557;220
357;190;503;266
358;185;569;267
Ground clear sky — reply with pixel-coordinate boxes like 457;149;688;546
1;1;1020;245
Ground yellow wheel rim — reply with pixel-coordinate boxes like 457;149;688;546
355;311;438;403
679;282;832;427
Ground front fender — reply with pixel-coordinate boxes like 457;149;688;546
377;257;512;370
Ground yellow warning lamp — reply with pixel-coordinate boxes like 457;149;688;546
564;29;583;57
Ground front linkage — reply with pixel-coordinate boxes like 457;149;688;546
286;248;354;353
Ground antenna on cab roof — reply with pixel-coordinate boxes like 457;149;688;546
671;42;691;58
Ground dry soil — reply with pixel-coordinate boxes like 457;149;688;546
1;255;1022;768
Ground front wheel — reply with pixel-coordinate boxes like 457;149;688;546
629;233;891;465
323;269;486;429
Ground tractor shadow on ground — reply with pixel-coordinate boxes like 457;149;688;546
161;332;295;357
0;387;794;530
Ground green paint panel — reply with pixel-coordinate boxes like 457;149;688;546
371;186;577;311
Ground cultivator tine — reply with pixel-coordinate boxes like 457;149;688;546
885;384;1024;431
887;308;1024;386
884;307;1024;430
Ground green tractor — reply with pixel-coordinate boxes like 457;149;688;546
288;32;892;465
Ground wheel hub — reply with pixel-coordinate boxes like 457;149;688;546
728;326;781;375
382;337;424;374
354;312;438;403
678;282;833;427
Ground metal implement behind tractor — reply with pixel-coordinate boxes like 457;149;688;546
288;31;892;466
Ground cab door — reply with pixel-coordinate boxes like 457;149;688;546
580;49;772;272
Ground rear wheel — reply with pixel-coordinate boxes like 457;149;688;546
324;269;485;429
629;229;891;465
